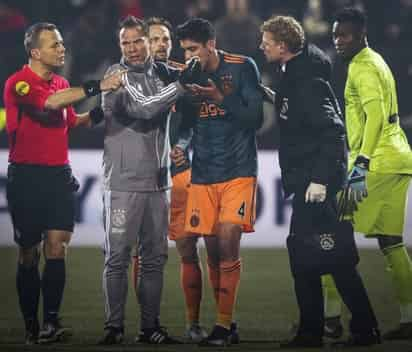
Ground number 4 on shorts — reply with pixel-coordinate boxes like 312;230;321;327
238;201;246;218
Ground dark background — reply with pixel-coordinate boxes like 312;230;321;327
1;0;411;150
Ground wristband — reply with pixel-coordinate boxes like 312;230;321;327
354;155;370;170
83;80;101;97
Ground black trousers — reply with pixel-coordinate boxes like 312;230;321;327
293;265;378;337
288;185;377;337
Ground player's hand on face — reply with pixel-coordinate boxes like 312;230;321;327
100;69;127;92
189;79;224;104
170;146;186;167
179;57;202;86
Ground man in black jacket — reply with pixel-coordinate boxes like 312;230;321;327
260;15;380;348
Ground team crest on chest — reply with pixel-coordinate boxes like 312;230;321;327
280;97;289;120
220;73;234;96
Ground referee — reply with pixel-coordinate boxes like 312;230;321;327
3;22;123;344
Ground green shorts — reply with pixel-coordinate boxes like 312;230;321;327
353;172;411;236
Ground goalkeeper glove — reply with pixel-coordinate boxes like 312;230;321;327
348;155;369;203
179;57;203;85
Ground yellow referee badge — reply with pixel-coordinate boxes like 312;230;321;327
15;81;30;96
0;108;5;131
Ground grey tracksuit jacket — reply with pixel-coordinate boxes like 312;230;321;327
100;58;185;330
101;58;185;192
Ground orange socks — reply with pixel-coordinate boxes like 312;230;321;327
181;262;203;324
217;259;241;329
207;258;220;305
207;259;241;329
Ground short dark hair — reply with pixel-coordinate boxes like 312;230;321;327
176;18;215;44
24;22;57;57
334;7;367;33
146;16;173;36
118;15;148;36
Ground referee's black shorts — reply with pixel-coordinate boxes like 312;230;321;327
6;163;79;249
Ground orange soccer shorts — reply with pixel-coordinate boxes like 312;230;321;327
184;177;257;235
169;169;198;240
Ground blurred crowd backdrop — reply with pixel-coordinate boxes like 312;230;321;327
1;0;412;149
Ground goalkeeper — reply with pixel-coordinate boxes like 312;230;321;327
323;7;412;341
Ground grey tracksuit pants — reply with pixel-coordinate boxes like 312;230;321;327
102;189;169;330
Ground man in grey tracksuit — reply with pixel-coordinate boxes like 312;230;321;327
98;16;197;345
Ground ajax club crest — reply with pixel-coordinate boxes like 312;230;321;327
319;233;335;251
279;97;289;120
112;209;126;228
190;208;200;228
220;74;234;96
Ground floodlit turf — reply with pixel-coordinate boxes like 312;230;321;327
1;246;412;351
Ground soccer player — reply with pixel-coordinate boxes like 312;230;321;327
4;22;123;344
322;7;412;340
129;16;207;342
260;15;380;347
175;17;263;346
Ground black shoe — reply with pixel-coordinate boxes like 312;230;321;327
383;322;412;340
25;318;40;345
230;322;240;344
279;333;323;348
38;319;72;344
324;316;344;339
199;325;231;347
98;327;124;345
339;328;381;347
137;327;182;344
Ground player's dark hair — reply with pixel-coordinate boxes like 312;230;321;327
118;15;148;37
146;16;173;37
24;22;57;57
176;17;215;44
334;7;367;34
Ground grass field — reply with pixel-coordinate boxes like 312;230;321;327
1;246;412;351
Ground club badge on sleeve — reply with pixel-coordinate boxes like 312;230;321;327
15;81;30;96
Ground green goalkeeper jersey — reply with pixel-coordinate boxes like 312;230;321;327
345;47;412;174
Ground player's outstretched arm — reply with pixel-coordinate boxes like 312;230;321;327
73;106;104;128
119;77;185;120
115;58;202;120
44;70;125;110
